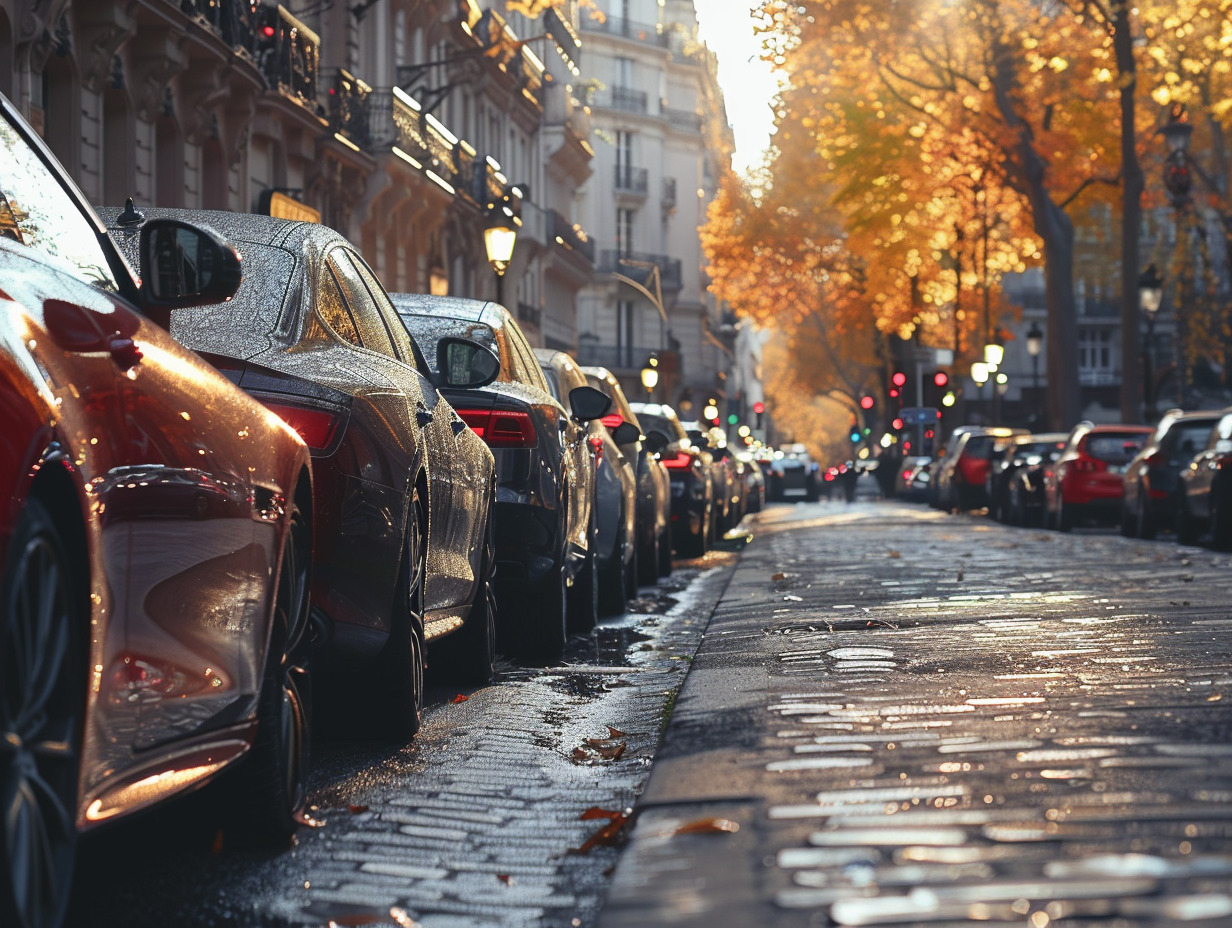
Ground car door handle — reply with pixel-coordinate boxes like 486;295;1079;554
416;406;433;428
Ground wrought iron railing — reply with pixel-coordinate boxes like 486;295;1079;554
599;250;682;291
614;165;649;196
546;210;596;263
178;0;256;52
324;69;371;148
255;5;320;111
576;343;665;371
662;177;677;210
579;15;669;48
606;86;648;114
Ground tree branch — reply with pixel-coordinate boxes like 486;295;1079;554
1058;174;1120;211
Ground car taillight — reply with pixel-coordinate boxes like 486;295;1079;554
662;451;692;470
589;435;604;461
263;402;343;451
455;408;538;448
1074;455;1105;473
601;413;623;429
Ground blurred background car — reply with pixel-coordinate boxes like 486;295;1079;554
682;421;736;538
1;93;314;928
937;427;1025;512
632;402;713;557
1172;409;1232;546
584;366;672;581
104;207;500;734
392;295;609;662
896;457;933;502
538;349;637;617
766;446;820;502
1000;434;1069;526
987;433;1067;523
1045;423;1153;531
1121;410;1220;540
737;451;767;514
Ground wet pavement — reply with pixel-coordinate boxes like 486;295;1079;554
601;500;1232;928
67;549;741;928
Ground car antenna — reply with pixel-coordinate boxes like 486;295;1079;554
117;197;144;226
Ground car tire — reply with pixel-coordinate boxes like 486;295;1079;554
230;494;313;844
381;487;427;740
1175;494;1200;546
623;538;639;601
1057;499;1074;532
431;506;497;685
0;499;84;928
1135;486;1157;540
637;521;659;586
1211;484;1232;550
568;511;600;632
657;524;672;577
1118;500;1135;537
597;523;626;617
521;556;568;664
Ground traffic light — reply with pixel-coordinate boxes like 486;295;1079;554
752;400;765;428
933;371;949;389
859;395;875;410
925;370;950;407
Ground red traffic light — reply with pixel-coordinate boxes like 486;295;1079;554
752;401;765;414
892;417;904;430
891;371;907;388
859;395;875;410
262;24;276;37
889;388;899;399
933;371;949;388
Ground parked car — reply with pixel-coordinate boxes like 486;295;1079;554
928;425;983;509
682;422;736;537
937;427;1025;511
0;92;315;928
632;402;714;557
1121;411;1220;540
896;456;933;502
737;451;767;513
1001;434;1069;526
1044;423;1153;531
583;366;673;581
987;433;1068;523
102;206;500;736
767;446;820;502
391;295;610;661
539;349;637;615
1172;409;1232;546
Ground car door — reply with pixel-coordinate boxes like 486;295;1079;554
344;250;485;613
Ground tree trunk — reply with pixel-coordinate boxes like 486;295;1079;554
1114;1;1144;423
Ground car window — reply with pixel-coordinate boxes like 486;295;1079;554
344;251;427;370
399;314;502;376
501;320;550;392
316;263;361;346
328;250;395;357
1085;432;1149;464
1175;422;1216;456
0;115;120;291
540;367;562;401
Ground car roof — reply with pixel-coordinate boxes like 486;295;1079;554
98;206;346;253
387;292;502;326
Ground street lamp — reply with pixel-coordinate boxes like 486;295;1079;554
983;340;1004;373
640;360;659;399
1139;263;1164;421
483;219;518;307
971;360;989;422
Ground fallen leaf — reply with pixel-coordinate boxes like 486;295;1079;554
496;874;513;885
324;908;419;928
569;813;629;854
451;693;469;703
580;807;625;821
606;726;627;739
585;738;627;760
887;549;901;559
671;817;740;836
771;571;788;581
348;804;369;814
571;747;592;763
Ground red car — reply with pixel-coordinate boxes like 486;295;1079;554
1;93;314;928
1045;423;1153;531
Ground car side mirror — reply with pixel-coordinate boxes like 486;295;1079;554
436;337;500;388
569;385;612;421
140;218;242;308
612;421;641;445
643;429;669;456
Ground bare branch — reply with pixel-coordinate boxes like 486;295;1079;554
1059;174;1120;211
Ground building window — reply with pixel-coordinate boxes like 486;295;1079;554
1078;327;1116;386
616;56;633;88
616;208;635;256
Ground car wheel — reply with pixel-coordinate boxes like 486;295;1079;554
623;538;639;601
0;499;83;928
1057;498;1074;532
1175;494;1199;546
1211;485;1232;550
520;554;568;664
1136;486;1157;540
431;504;497;685
657;525;672;577
382;486;427;740
568;510;600;632
1118;499;1135;537
596;521;626;617
637;520;659;586
231;494;313;844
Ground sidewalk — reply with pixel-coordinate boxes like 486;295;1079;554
598;501;1232;928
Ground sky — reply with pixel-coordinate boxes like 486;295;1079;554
691;0;779;175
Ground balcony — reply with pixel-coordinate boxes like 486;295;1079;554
599;250;682;292
324;69;371;149
662;177;677;211
576;343;666;372
598;87;649;115
661;106;702;132
179;0;257;53
579;16;670;48
614;165;649;197
517;302;543;329
255;5;320;111
546;210;596;264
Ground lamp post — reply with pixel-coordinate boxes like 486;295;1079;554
483;219;517;307
995;372;1009;425
640;356;660;400
971;360;989;422
1159;104;1192;409
1139;263;1164;421
1026;322;1043;424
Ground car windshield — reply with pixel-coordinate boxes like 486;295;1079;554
636;410;688;443
963;436;995;459
1171;422;1217;457
1086;432;1149;463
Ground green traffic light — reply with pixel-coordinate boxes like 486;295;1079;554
849;431;860;442
727;413;739;425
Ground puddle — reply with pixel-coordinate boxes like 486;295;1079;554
593;625;652;666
